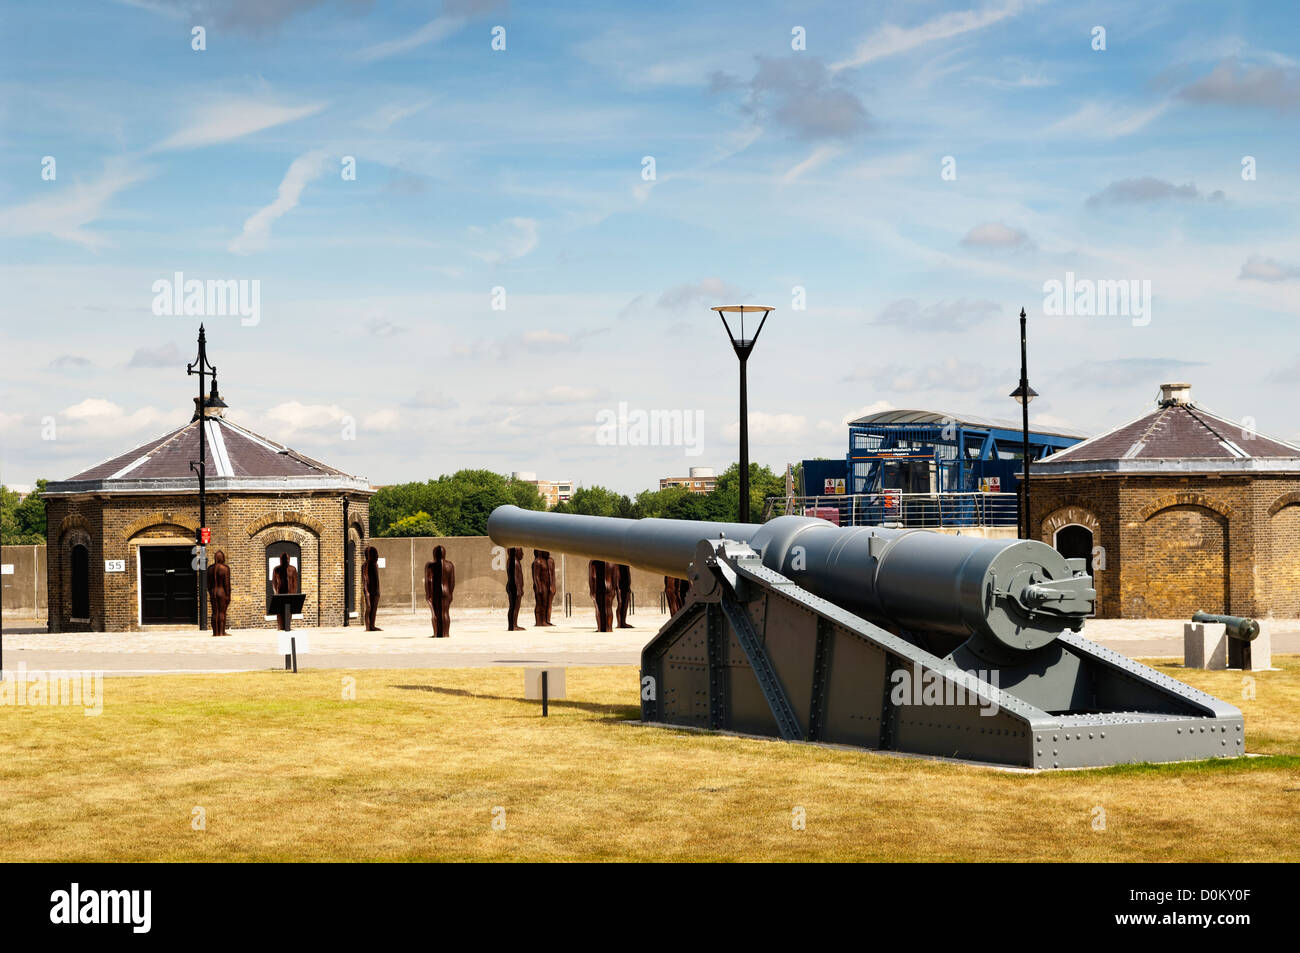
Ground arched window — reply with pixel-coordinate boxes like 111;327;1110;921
70;544;90;619
1054;524;1095;577
265;540;302;614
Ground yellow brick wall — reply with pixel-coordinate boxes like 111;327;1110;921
45;491;370;632
1033;473;1300;619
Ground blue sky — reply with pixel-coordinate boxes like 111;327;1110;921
1;0;1298;493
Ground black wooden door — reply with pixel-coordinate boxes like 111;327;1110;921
140;546;197;625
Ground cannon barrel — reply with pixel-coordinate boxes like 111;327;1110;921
488;506;1095;657
1192;611;1260;641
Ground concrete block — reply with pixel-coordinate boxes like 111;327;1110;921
1184;622;1227;669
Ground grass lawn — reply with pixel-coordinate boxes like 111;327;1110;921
1;657;1297;862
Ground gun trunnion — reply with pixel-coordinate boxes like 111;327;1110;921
488;506;1244;768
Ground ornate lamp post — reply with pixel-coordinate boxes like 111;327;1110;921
1009;307;1038;540
711;305;773;523
187;325;217;631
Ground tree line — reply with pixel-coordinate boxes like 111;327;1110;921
370;463;787;536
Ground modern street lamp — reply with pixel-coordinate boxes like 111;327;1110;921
1009;307;1037;540
712;305;773;523
187;325;217;632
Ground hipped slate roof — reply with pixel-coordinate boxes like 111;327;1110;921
1035;396;1300;475
46;416;371;496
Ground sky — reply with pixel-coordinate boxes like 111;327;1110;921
1;0;1298;494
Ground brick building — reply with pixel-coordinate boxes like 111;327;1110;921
659;467;717;494
1030;382;1300;619
43;388;372;632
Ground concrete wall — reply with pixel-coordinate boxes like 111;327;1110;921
1;544;46;617
371;536;671;616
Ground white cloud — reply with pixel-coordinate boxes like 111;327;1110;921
1044;101;1168;140
0;159;150;248
362;409;403;432
355;16;463;62
468;217;539;263
961;222;1029;248
59;398;178;439
724;412;810;444
657;277;746;309
782;145;844;183
261;400;351;435
831;401;895;429
359;100;433;133
832;0;1037;71
152;98;327;152
1239;255;1300;282
229;150;330;255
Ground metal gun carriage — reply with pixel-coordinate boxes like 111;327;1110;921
489;506;1244;768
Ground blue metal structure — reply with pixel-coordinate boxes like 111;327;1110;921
843;410;1082;495
797;410;1084;527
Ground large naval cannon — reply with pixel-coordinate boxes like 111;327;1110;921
489;506;1244;768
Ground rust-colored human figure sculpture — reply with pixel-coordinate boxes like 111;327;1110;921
208;549;231;636
424;545;455;638
664;576;691;615
362;545;381;632
532;549;556;626
588;559;617;632
615;563;634;628
271;552;299;631
506;546;526;631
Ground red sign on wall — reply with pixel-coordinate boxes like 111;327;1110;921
200;527;211;544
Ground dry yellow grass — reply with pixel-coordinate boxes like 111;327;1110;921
1;657;1297;861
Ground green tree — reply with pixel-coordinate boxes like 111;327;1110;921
555;485;633;518
370;471;546;537
0;480;47;544
710;462;786;522
383;511;442;537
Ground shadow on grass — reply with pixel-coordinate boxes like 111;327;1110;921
391;683;637;719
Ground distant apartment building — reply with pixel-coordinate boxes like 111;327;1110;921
659;467;717;494
511;472;574;508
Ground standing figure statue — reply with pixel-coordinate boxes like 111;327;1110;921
588;559;617;632
505;546;526;631
615;563;634;628
271;552;299;631
424;545;455;638
665;576;691;615
532;549;557;627
362;545;381;632
208;549;231;636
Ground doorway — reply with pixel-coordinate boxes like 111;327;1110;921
345;540;356;616
70;544;90;619
140;546;197;625
265;540;302;615
1054;524;1095;576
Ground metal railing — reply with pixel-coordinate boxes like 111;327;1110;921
762;492;1019;529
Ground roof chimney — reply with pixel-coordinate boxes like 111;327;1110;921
1158;382;1193;407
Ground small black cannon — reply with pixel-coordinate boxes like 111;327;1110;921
1192;611;1260;668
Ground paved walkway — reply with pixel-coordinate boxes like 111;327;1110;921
2;610;1296;674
